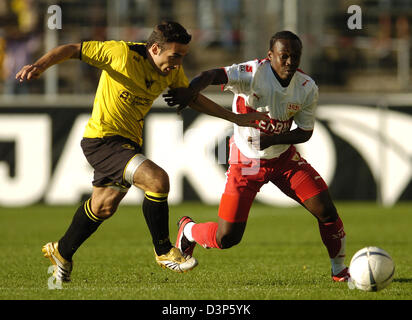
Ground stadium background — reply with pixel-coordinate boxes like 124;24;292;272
1;0;412;208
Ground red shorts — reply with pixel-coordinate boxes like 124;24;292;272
218;138;328;223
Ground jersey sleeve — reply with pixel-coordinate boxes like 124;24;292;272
81;40;127;72
293;85;319;131
169;65;189;89
223;61;256;94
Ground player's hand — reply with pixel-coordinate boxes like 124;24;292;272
233;112;270;129
163;87;198;114
15;64;44;82
247;132;277;150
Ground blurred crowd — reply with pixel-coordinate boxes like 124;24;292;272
0;0;411;95
0;0;243;95
0;0;42;94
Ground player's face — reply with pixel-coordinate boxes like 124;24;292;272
268;39;302;82
150;42;189;75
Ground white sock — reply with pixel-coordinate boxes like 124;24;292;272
331;236;346;275
183;222;195;242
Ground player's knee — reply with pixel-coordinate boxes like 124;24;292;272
316;203;338;223
93;203;117;220
147;168;170;194
218;232;243;249
305;192;338;223
91;198;119;220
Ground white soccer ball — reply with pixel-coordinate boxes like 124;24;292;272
349;246;395;292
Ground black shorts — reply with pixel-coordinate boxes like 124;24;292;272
81;135;145;189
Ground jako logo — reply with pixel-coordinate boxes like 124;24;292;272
0;106;411;207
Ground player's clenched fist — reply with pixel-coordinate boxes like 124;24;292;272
15;64;44;82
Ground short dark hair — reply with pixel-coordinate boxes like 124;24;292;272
269;31;302;51
147;21;192;50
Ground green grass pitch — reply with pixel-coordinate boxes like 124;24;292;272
0;201;411;300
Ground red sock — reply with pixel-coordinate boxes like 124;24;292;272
191;222;221;249
318;216;346;258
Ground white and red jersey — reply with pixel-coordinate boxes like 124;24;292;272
223;58;319;159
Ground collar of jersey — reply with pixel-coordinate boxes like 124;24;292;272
128;43;147;59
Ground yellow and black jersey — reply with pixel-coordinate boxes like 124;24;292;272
80;40;189;146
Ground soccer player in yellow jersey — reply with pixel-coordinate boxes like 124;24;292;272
16;21;267;282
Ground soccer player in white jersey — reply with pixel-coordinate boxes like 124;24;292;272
164;31;349;282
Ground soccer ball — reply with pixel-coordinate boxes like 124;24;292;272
349;246;395;292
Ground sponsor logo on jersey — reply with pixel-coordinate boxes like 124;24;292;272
287;103;301;111
287;102;301;118
257;118;292;135
119;90;151;107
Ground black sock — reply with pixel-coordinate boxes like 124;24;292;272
142;192;173;256
58;199;103;261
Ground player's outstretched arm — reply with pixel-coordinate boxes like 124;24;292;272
163;68;227;113
248;128;313;150
16;43;81;82
189;93;268;128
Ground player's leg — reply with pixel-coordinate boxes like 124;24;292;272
55;136;134;261
216;193;254;249
182;194;252;250
177;200;251;253
302;191;348;281
271;147;348;281
217;218;247;249
178;141;263;252
131;158;173;255
131;158;197;272
42;186;127;282
57;186;128;261
43;136;137;282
